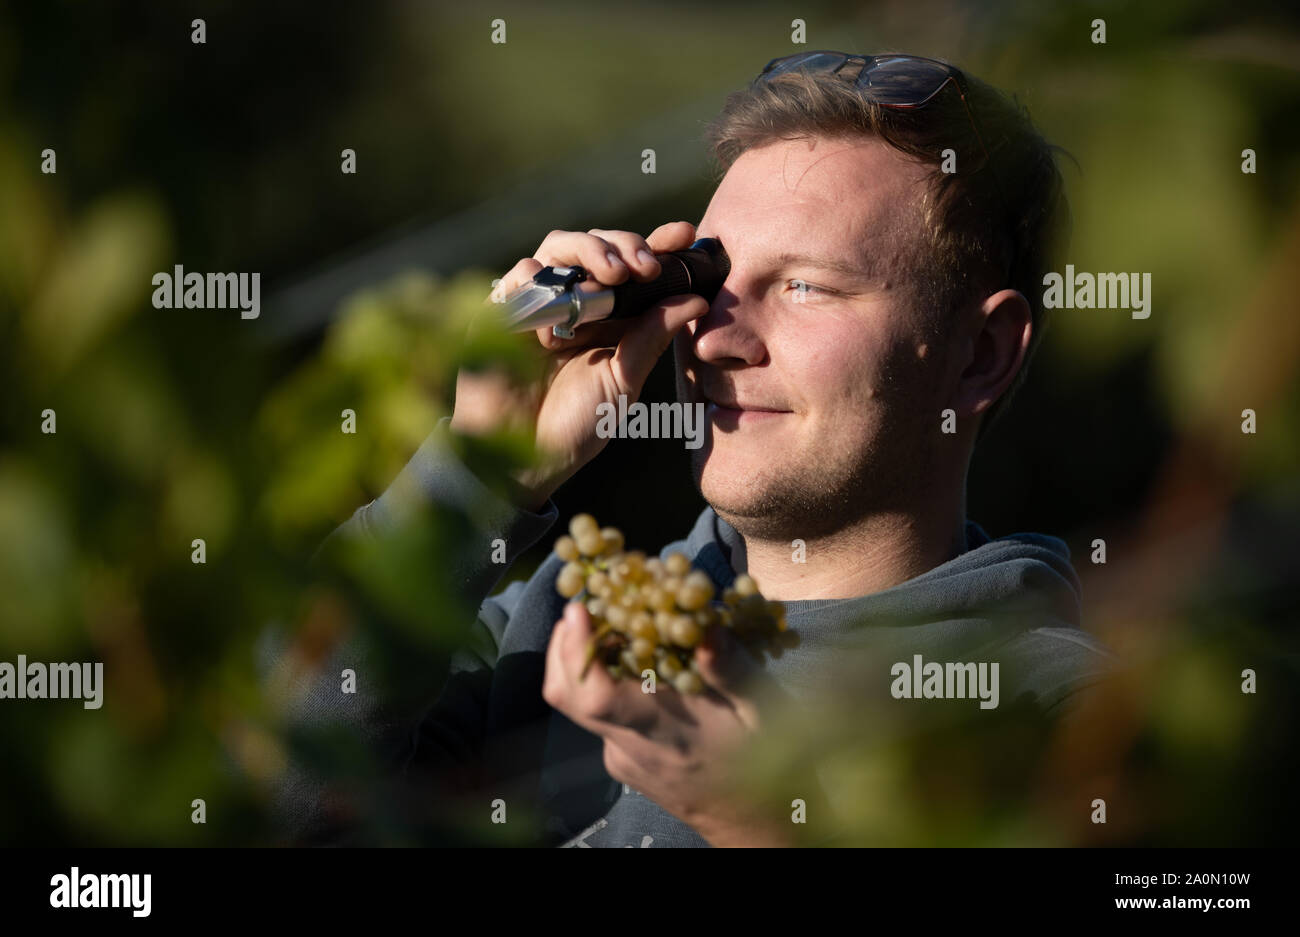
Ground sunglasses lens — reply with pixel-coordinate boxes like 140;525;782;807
762;51;847;78
859;56;955;105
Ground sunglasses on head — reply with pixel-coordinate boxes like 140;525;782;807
754;51;994;172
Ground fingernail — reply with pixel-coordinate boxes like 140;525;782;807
606;251;625;269
636;249;656;267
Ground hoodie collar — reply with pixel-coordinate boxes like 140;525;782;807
668;505;1081;628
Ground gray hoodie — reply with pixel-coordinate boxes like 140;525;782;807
266;419;1113;847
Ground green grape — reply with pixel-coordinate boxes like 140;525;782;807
669;614;702;648
677;571;714;611
732;574;758;597
647;585;675;612
618;552;646;583
556;562;586;598
575;528;604;557
684;570;713;592
664;552;690;577
673;671;704;695
586;570;610;597
676;584;706;611
555;535;580;562
653;610;673;642
676;670;707;696
629;612;657;641
604;603;629;631
656;655;682;681
600;527;625;555
570;513;599;540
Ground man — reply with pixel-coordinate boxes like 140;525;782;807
269;53;1111;847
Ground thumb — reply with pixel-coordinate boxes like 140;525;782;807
610;293;709;394
693;624;782;731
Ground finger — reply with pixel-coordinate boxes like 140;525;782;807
493;257;544;303
543;602;577;692
554;604;672;736
557;601;624;715
527;231;632;351
534;230;630;287
530;223;698;353
692;624;772;731
543;601;589;690
558;600;594;684
534;299;652;355
610;293;710;394
587;229;661;282
545;601;597;709
644;220;698;254
535;308;635;353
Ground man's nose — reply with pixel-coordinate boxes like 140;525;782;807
687;272;767;366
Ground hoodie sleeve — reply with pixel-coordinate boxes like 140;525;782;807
1015;625;1115;714
262;418;558;844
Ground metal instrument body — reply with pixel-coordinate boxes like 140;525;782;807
496;237;730;338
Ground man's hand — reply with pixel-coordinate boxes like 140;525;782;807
451;222;710;510
541;600;797;847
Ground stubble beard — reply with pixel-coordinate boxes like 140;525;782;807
689;417;925;543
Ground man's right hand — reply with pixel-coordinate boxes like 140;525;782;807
450;221;710;510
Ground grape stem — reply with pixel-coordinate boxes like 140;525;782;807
580;622;613;679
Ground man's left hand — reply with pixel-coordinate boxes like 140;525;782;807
542;600;795;847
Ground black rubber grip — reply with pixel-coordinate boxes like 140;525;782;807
608;238;730;319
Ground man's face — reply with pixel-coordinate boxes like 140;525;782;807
675;134;957;539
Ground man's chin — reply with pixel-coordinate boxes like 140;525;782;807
691;443;763;499
694;454;803;532
691;441;884;540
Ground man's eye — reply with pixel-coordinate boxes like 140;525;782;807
788;279;833;298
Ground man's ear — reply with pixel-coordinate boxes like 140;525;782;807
953;288;1032;418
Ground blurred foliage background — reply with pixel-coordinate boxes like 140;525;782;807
0;0;1297;846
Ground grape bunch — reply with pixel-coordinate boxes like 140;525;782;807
553;513;799;694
